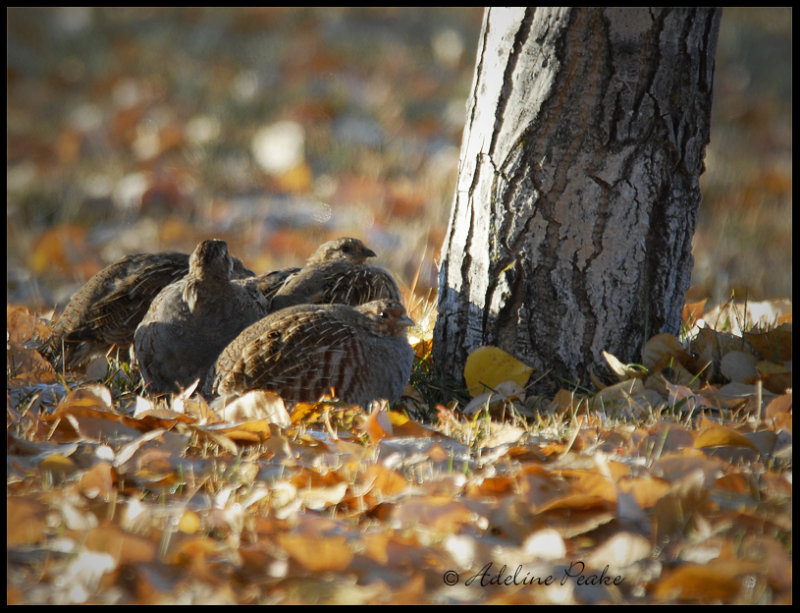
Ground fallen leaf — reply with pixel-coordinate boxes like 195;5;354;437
277;533;354;572
84;523;157;565
463;346;533;397
744;321;791;360
719;350;758;382
602;350;645;380
694;424;758;450
362;405;393;441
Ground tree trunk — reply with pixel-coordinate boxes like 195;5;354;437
434;7;721;392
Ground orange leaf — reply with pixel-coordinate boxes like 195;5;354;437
617;475;671;509
654;561;762;602
7;497;48;546
362;406;393;441
277;533;353;571
85;524;157;565
79;461;116;498
7;305;51;343
683;298;708;325
694;424;758;450
764;392;792;420
360;464;408;500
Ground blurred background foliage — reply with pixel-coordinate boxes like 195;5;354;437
6;7;792;312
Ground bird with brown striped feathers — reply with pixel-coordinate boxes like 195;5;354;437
208;298;414;407
267;237;402;311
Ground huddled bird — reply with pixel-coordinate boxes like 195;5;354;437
41;234;414;408
208;298;414;407
133;239;268;394
41;250;254;370
268;237;402;311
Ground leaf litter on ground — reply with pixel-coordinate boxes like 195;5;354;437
6;296;792;604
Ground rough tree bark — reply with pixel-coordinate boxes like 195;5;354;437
434;7;721;391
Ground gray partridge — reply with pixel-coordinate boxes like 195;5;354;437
209;298;414;407
42;251;254;371
133;239;268;394
268;237;402;311
247;267;301;304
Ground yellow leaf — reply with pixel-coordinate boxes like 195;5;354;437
179;511;202;534
463;346;533;398
694;424;758;450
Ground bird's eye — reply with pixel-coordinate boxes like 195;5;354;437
380;311;389;318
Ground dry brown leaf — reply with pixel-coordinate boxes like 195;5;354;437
6;497;49;546
756;360;792;394
85;523;157;565
654;559;764;602
556;468;618;503
548;388;582;413
466;475;517;498
642;333;689;372
537;492;615;513
79;461;116;498
683;298;708;327
694;423;758;450
362;406;393;441
617;475;671;509
389;496;477;533
640;421;695;454
43;393;145;443
712;473;752;495
6;340;59;385
205;419;273;445
7;304;52;343
278;533;354;572
188;424;238;455
763;392;792;420
743;322;792;361
651;450;725;486
169;534;220;570
358;464;409;501
654;564;742;602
